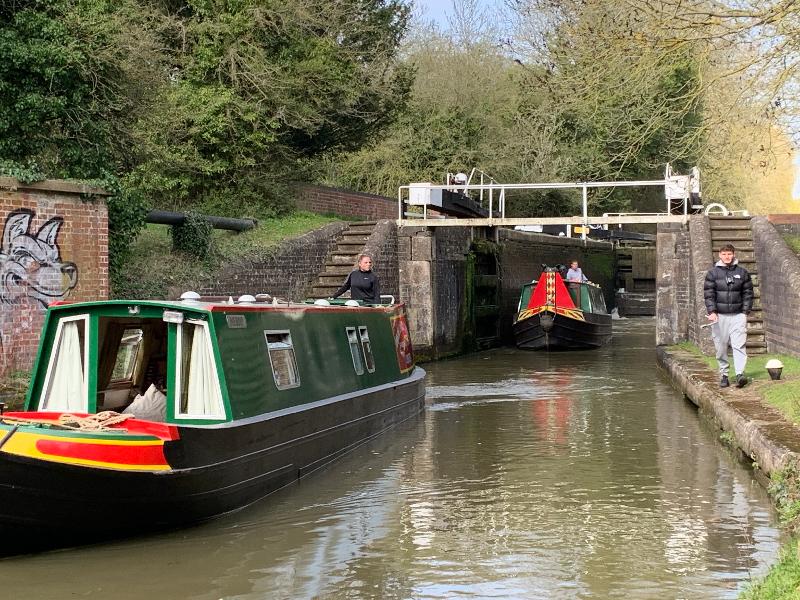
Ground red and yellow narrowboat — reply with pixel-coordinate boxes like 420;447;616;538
0;294;424;555
513;267;612;350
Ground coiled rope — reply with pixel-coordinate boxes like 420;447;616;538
1;411;132;431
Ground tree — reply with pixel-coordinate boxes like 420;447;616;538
0;0;165;179
130;0;414;215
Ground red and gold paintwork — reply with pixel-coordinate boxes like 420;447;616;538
0;413;179;472
516;271;585;322
391;314;415;373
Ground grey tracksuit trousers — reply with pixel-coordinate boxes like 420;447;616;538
711;312;747;376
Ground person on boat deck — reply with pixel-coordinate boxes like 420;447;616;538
332;254;381;304
566;260;588;283
704;243;753;389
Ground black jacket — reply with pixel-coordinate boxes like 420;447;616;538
332;269;381;304
704;260;753;315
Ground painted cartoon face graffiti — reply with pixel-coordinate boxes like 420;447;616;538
0;210;78;308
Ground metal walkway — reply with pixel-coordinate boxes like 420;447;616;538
397;167;743;238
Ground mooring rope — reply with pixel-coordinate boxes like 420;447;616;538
1;411;132;431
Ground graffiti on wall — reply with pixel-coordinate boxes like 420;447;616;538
0;209;78;308
0;209;80;370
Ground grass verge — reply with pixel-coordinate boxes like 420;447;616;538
113;211;340;299
740;540;800;599
782;235;800;256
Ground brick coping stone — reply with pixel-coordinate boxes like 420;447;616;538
656;346;800;480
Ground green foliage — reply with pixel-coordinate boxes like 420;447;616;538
131;0;413;214
0;370;31;411
719;430;735;446
740;539;800;600
0;159;46;184
0;0;164;180
172;212;213;258
113;211;338;299
770;465;800;532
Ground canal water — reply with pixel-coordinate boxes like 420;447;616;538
0;320;779;599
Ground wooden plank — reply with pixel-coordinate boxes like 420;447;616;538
632;247;656;279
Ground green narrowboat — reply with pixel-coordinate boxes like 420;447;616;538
513;266;612;350
0;294;424;555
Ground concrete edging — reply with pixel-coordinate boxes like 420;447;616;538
656;346;800;476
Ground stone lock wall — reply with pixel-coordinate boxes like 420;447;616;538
0;178;109;375
655;216;718;353
752;216;800;354
398;226;472;359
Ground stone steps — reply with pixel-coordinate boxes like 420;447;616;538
307;222;372;299
707;216;764;352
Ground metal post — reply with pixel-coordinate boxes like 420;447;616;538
489;191;493;225
500;188;506;219
397;189;403;223
480;173;484;207
582;185;588;240
489;187;493;216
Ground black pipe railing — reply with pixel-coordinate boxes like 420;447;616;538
145;210;257;232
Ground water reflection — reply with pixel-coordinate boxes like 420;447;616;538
0;319;778;599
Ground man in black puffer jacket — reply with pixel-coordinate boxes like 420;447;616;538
704;243;754;388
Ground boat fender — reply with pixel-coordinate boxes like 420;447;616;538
540;313;555;332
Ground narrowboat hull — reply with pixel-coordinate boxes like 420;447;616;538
513;311;612;350
0;367;425;555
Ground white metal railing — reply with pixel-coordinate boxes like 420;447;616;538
398;179;694;239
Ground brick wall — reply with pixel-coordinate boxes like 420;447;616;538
295;184;396;221
752;216;800;354
363;220;399;300
0;178;109;375
186;222;349;300
768;213;800;236
497;229;616;343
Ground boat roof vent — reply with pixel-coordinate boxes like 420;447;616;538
238;294;256;304
314;299;331;306
344;300;360;307
180;291;201;302
255;293;273;303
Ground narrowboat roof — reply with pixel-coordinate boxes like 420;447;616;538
47;298;399;314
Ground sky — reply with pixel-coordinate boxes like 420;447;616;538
414;0;500;28
414;0;453;26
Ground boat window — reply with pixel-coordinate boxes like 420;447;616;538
175;320;226;419
40;314;89;412
346;327;364;375
589;287;607;314
358;326;375;373
110;328;143;383
264;330;301;390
